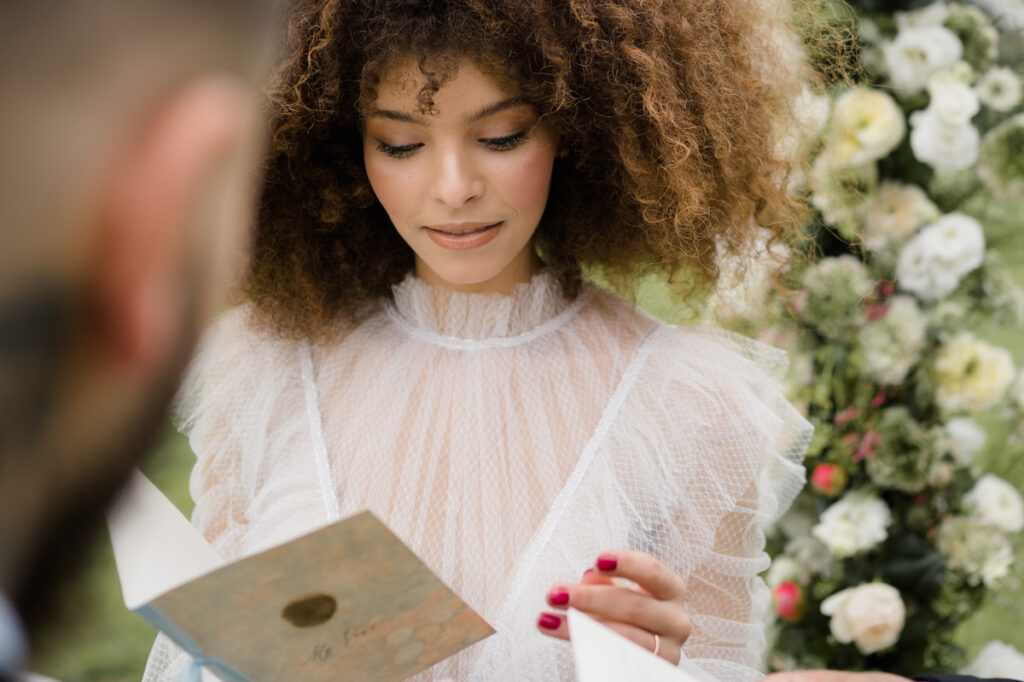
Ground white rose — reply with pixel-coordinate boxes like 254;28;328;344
943;417;988;465
896;214;985;301
934;332;1016;413
812;491;892;558
863;182;941;252
785;535;836;577
965;474;1024;533
963;640;1024;678
883;26;963;97
821;583;906;655
976;66;1024;112
909;108;980;173
828;88;906;165
927;78;980;127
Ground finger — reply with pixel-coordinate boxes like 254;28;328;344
536;611;569;639
580;567;614;586
534;610;683;665
545;583;691;642
594;550;686;601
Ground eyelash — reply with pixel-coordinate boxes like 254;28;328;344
375;131;529;159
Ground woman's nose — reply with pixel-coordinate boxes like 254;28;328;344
432;147;484;208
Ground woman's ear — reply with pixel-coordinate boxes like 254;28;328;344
91;76;250;378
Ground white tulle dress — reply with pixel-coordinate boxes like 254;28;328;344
142;271;811;682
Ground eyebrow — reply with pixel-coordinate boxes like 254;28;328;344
368;96;527;125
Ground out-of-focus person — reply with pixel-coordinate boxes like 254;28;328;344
0;1;281;679
764;668;1021;682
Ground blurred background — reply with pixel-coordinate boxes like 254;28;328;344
27;0;1024;679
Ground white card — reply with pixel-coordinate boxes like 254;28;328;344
567;608;704;682
106;469;224;608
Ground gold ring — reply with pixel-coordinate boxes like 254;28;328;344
652;632;661;657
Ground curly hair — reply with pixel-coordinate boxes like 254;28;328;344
250;0;820;339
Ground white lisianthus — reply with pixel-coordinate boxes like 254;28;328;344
970;0;1024;31
965;474;1024;533
976;66;1024;111
857;296;928;385
883;26;963;97
963;641;1024;678
927;77;980;127
943;417;987;466
812;491;892;558
828;88;906;166
934;332;1016;413
863;182;941;252
909;108;980;173
821;583;906;655
896;213;985;301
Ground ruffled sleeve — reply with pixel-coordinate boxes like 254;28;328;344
142;305;320;682
612;325;811;682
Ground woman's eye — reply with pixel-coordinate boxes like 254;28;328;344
483;131;527;151
376;141;422;159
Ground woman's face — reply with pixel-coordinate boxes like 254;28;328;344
363;57;559;294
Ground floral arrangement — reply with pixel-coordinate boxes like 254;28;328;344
727;0;1024;674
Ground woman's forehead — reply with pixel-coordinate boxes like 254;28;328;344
370;55;520;117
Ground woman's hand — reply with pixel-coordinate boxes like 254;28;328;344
535;550;691;664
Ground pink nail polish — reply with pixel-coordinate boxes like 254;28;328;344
538;613;562;630
582;568;594;578
596;555;617;571
548;588;570;606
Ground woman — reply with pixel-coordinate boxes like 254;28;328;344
144;0;816;679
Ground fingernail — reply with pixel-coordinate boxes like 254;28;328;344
596;555;617;571
547;588;570;606
538;613;562;630
582;568;594;578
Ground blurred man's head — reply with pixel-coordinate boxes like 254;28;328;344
0;0;280;636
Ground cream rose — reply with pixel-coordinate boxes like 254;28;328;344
934;332;1016;413
821;583;906;654
828;88;906;165
863;182;940;252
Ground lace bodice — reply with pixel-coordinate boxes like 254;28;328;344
143;272;811;682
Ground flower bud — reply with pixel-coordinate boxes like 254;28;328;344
812;463;848;497
773;582;807;622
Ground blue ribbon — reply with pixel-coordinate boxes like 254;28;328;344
179;656;215;682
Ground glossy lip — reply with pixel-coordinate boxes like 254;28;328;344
423;221;503;250
424;221;499;234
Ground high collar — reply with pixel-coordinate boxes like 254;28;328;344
388;270;582;343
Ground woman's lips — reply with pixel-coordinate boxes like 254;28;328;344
424;221;503;250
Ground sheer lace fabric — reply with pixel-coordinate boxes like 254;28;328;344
143;272;810;682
